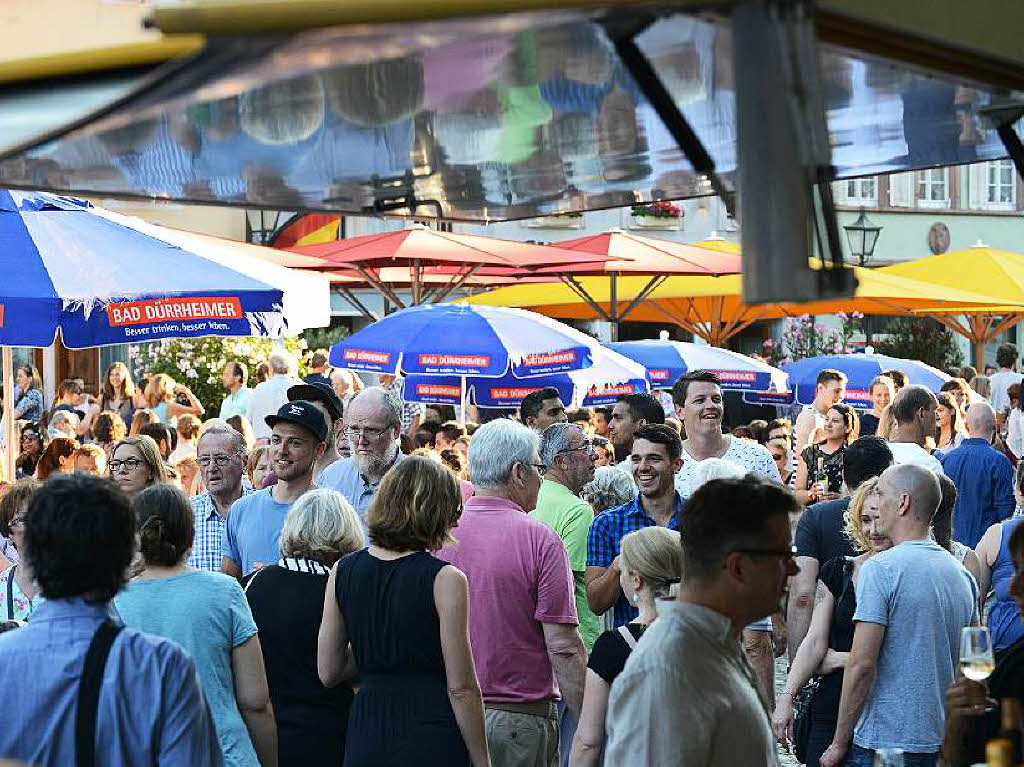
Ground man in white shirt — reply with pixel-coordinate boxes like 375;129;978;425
990;342;1022;431
794;369;847;451
604;475;798;766
246;351;296;443
886;385;944;475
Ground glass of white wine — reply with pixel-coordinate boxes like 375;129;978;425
960;626;996;681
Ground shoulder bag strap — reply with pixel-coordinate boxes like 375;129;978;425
617;624;639;650
837;557;855;604
76;619;124;767
6;566;15;618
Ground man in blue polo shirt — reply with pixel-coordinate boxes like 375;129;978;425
586;423;682;628
221;400;327;578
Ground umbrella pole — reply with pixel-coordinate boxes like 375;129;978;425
2;347;14;482
459;375;467;424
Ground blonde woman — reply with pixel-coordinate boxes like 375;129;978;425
772;478;893;766
859;376;894;438
145;373;204;423
109;435;168;501
569;526;681;767
244;489;365;767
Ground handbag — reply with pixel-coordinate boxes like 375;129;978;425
792;557;855;763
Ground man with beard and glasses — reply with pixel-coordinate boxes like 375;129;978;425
189;422;255;572
319;387;404;535
586;424;682;628
221;401;328;579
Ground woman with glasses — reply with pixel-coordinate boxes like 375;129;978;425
772;478;893;766
109;436;168;501
15;422;46;479
0;478;41;621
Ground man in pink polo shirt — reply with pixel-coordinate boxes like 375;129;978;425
439;418;586;767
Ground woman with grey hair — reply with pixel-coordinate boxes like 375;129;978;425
582;467;636;514
243;489;364;767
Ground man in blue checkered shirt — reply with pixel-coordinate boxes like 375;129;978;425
189;422;254;571
586;423;683;628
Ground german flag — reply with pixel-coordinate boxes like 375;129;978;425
269;213;341;248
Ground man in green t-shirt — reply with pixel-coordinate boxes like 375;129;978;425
532;422;602;652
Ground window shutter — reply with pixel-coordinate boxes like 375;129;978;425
888;172;912;207
967;163;988;209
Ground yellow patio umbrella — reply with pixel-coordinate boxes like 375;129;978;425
467;262;1017;346
876;243;1024;370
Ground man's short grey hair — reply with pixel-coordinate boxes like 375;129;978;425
582;466;636;513
268;350;294;375
279;488;365;559
469;419;540;488
540;422;581;468
350;386;403;429
197;422;247;455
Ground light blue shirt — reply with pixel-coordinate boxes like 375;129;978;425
852;539;978;752
318;452;405;534
219;387;254;420
116;571;259;767
0;597;223;766
222;487;293;576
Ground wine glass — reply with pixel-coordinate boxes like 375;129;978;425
873;748;904;766
960;626;996;681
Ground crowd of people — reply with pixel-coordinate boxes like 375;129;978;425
3;340;1024;766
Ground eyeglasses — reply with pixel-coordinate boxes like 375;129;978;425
528;462;547;477
109;457;143;473
9;515;26;528
21;433;41;441
197;454;237;468
344;425;391;442
733;546;798;561
557;442;595;456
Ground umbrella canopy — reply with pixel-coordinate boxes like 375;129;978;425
403;343;649;408
607;335;788;393
745;353;950;408
876;244;1024;370
0;190;287;347
329;304;593;379
468;261;1013;345
290;225;617;309
540;230;741;276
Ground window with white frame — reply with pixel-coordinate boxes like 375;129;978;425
845;177;878;204
987;160;1016;206
916;168;949;207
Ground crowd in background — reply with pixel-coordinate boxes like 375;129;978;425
3;342;1024;766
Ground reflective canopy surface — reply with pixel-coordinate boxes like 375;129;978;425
0;10;1019;222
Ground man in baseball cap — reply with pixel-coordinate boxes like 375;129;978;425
221;400;327;579
288;381;345;478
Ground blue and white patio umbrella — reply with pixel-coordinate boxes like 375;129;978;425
331;303;597;419
402;343;649;408
0;190;287;347
607;334;789;393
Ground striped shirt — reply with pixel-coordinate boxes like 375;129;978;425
189;487;256;572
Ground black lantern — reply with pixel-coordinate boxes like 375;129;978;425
844;206;882;266
245;210;291;245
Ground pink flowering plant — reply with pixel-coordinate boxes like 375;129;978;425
759;312;863;365
129;336;307;414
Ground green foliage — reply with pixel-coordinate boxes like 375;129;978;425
129;336;307;415
874;318;964;370
300;321;349;355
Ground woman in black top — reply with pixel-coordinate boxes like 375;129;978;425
773;477;892;767
244;488;365;767
858;375;894;438
569;526;682;767
795;404;859;507
318;456;488;767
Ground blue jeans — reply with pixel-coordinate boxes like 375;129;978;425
846;743;938;767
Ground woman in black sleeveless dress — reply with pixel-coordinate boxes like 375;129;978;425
317;456;489;767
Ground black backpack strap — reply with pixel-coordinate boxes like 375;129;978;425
6;566;15;619
76;618;123;767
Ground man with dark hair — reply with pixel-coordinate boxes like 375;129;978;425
434;420;467;452
609;393;665;465
888;385;943;474
586;423;682;627
219;360;252;420
788;436;894;660
302;348;331;387
0;474;223;765
991;342;1022;430
592;406;611;438
139;422;173;461
566;407;594;437
605;475;798;764
519;387;568;432
795;369;847;451
288;379;345;478
820;464;977;767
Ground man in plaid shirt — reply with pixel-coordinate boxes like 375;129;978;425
189;422;254;571
586;424;683;628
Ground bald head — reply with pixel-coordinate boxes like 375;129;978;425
346;386;401;429
880;463;941;525
965;401;996;440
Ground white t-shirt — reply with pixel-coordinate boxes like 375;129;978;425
990;370;1023;414
675;436;782;498
887;441;945;475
